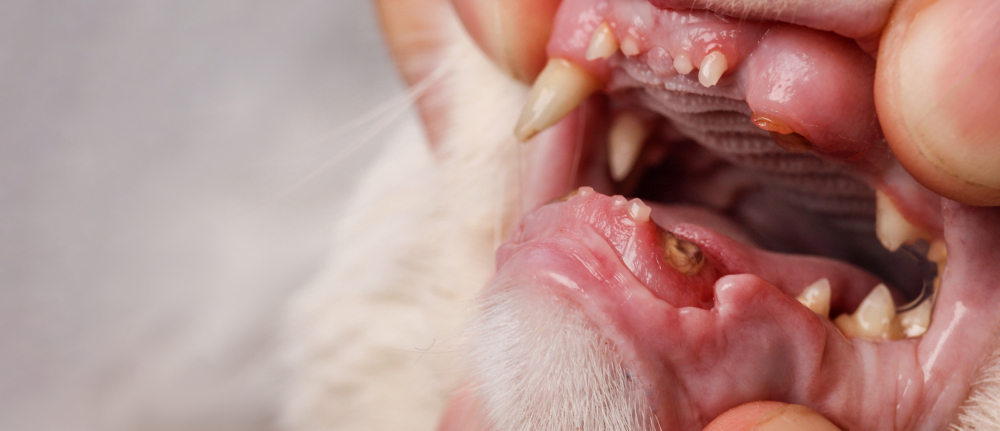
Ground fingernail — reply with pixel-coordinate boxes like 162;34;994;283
755;404;841;431
896;0;1000;191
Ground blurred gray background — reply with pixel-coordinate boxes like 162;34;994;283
0;1;409;430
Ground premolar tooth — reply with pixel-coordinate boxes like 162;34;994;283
673;53;694;75
514;58;602;142
898;298;933;338
875;190;929;252
585;22;619;61
834;284;902;340
620;35;640;56
608;111;650;181
627;198;651;222
698;51;728;87
796;278;832;317
662;231;704;276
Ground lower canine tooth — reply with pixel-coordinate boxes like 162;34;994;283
673;53;694;75
796;278;832;317
514;58;602;142
698;51;728;87
608;111;650;181
585;22;619;61
875;190;929;252
661;232;704;276
834;284;902;340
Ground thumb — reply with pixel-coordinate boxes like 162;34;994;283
703;402;841;431
875;0;1000;206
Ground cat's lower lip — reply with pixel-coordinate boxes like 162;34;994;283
472;189;1000;430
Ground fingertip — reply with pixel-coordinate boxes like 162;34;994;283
704;402;841;431
451;0;562;83
876;0;1000;206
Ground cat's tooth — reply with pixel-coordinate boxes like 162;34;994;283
796;278;832;318
834;284;902;340
875;190;929;252
515;58;602;142
585;22;619;61
620;35;640;57
608;111;650;181
673;53;694;75
661;231;704;276
898;298;933;338
627;198;651;222
698;51;727;87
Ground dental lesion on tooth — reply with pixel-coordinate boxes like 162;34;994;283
796;278;832;318
661;231;705;276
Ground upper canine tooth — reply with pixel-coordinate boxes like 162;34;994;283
834;284;902;340
796;278;832;318
875;190;929;252
586;22;619;61
608;111;650;181
620;35;640;56
514;58;602;142
673;53;694;75
661;231;704;276
698;51;728;87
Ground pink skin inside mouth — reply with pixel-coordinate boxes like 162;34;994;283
490;191;1000;430
455;0;1000;430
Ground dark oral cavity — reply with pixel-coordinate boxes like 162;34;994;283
475;0;1000;430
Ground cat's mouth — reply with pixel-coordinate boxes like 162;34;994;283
457;0;1000;430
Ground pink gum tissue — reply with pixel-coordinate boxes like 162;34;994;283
547;0;889;173
546;0;766;80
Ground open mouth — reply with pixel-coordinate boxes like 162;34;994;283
456;0;1000;430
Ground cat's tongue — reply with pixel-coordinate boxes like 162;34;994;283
485;189;1000;430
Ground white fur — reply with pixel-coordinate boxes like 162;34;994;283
468;279;657;431
280;13;529;429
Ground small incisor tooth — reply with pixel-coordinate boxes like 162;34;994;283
585;22;619;61
875;189;930;252
796;278;831;317
627;198;651;222
620;35;640;56
608;111;650;181
673;53;694;75
514;58;602;142
834;284;903;340
698;51;728;87
662;231;704;276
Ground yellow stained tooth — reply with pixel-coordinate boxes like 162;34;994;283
834;284;903;340
608;111;650;182
875;190;930;252
796;278;832;317
514;58;602;142
698;51;728;87
898;298;933;338
585;22;619;61
673;53;694;75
